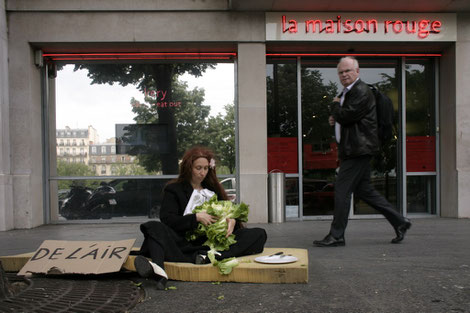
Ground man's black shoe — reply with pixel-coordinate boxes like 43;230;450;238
134;255;154;278
391;218;412;244
313;234;345;247
155;277;168;290
134;255;169;290
141;276;168;291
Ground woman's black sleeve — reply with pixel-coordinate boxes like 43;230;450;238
159;184;198;234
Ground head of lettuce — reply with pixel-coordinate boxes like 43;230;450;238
186;195;249;274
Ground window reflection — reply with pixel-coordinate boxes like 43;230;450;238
267;61;298;174
300;59;399;216
407;176;436;214
300;62;339;216
53;62;235;220
406;59;437;214
58;178;171;220
405;60;436;173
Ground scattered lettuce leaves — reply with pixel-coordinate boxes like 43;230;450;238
211;257;239;275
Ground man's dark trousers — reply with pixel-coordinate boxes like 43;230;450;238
330;155;405;239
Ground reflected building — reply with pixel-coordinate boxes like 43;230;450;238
89;139;136;176
56;126;99;165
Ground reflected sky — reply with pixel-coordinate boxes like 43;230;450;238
56;64;234;142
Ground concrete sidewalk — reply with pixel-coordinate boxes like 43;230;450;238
1;218;469;313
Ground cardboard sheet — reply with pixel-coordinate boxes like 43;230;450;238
124;247;308;284
18;239;135;276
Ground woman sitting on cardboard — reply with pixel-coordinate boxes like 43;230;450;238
134;146;267;289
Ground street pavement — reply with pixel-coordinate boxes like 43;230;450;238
1;218;469;313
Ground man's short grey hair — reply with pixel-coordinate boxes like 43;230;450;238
338;56;359;70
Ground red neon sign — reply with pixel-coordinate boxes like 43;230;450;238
42;52;237;61
266;53;442;57
282;15;442;39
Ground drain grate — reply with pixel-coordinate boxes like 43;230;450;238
0;274;143;313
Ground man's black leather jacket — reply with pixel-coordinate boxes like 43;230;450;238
331;79;379;160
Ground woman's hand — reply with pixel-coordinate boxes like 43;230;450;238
226;218;236;237
196;212;217;226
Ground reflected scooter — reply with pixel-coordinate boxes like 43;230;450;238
59;182;117;220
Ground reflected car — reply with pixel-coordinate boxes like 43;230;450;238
59;183;117;220
59;179;169;220
220;177;237;202
106;179;169;218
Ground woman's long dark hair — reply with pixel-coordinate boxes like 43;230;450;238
175;146;228;200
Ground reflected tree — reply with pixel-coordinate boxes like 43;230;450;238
128;79;235;174
111;162;149;176
57;160;96;190
267;64;339;142
75;63;215;174
208;104;236;174
301;68;339;151
405;64;434;136
371;72;399;179
267;63;298;137
127;80;212;173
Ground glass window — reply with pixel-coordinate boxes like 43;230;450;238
407;176;436;214
285;177;300;215
267;60;298;174
405;60;436;172
52;61;235;220
57;178;172;220
299;60;340;216
405;59;437;214
267;59;300;213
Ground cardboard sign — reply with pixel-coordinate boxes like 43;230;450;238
18;239;136;276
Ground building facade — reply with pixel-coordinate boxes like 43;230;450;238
1;0;470;230
89;143;136;176
56;125;98;165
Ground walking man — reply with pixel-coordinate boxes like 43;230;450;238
313;56;411;247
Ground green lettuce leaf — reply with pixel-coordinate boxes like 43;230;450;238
187;195;249;275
